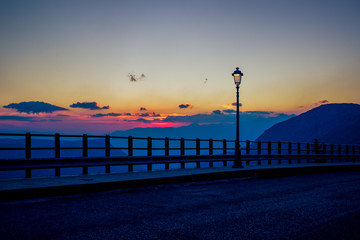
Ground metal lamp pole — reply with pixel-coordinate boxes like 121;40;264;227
232;67;244;168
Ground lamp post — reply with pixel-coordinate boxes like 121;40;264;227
232;67;244;168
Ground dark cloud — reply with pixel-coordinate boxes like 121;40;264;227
124;113;132;116
178;104;192;109
3;101;68;114
232;102;242;107
204;78;208;85
139;113;150;117
0;115;61;122
223;109;236;114
152;112;161;117
314;100;329;106
212;110;223;115
0;115;36;121
140;107;147;111
244;111;274;115
125;118;152;123
128;73;146;82
69;102;109;110
91;113;122;118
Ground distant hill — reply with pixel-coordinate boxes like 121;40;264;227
257;103;360;144
0;138;125;159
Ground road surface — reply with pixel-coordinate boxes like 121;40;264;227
1;171;360;239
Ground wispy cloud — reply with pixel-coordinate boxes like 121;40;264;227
3;101;68;114
125;118;152;123
0;115;61;122
314;100;329;106
212;110;223;115
223;109;236;114
232;102;242;107
70;102;109;110
178;104;193;109
91;113;122;118
128;73;146;82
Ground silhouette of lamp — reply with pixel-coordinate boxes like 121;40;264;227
232;67;244;168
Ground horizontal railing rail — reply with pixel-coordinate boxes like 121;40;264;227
1;132;359;159
0;132;359;178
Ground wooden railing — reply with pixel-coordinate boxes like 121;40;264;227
0;132;359;178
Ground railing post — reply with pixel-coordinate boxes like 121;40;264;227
352;144;356;155
288;142;292;155
278;141;282;155
147;137;152;156
257;141;261;155
55;167;60;177
165;137;169;156
307;143;310;155
181;138;185;156
346;144;349;155
209;139;213;155
105;135;110;157
288;142;292;164
55;133;60;158
297;142;301;164
297;142;301;154
338;144;341;155
322;144;326;154
25;169;31;178
223;139;227;155
82;134;88;157
25;132;31;159
246;140;250;154
268;141;272;155
330;144;334;155
196;138;200;155
128;136;133;156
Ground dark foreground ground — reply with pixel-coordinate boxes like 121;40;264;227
1;171;360;240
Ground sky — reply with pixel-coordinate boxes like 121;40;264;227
0;0;359;135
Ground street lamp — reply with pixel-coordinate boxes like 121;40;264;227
232;67;244;168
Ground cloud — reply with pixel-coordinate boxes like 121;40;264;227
212;110;223;115
124;113;132;116
140;107;147;111
0;115;61;122
91;113;122;118
223;109;236;114
70;102;109;110
204;78;208;85
152;112;161;117
232;102;242;107
314;100;329;106
244;111;274;115
3;101;68;114
178;104;193;109
139;113;150;117
0;115;36;121
125;118;152;123
128;73;146;82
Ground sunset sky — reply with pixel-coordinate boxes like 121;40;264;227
1;0;359;134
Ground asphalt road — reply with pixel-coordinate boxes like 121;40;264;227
1;171;360;240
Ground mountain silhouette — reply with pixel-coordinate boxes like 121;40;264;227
256;103;360;144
